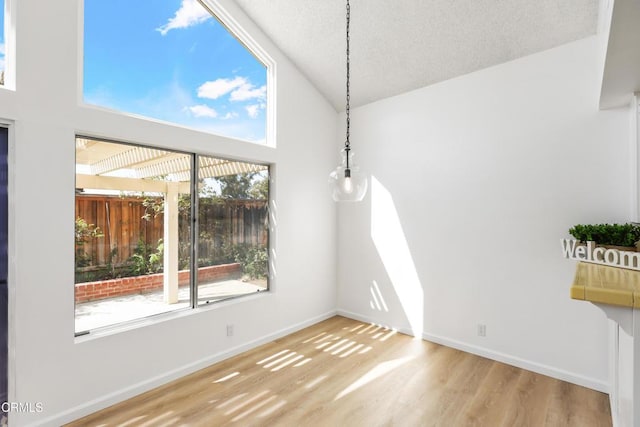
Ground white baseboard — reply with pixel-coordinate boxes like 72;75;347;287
36;310;337;427
610;393;620;427
337;309;609;394
422;331;609;393
336;309;415;336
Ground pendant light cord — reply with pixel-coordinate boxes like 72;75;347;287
345;0;351;171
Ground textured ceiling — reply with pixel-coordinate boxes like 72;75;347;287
235;0;599;111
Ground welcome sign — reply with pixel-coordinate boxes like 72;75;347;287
561;239;640;271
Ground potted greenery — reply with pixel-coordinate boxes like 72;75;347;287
568;223;640;251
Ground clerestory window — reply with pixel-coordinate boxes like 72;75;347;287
83;0;268;143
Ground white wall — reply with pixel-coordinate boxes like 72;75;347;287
0;0;338;425
337;35;631;391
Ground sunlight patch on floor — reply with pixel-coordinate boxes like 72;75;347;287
118;415;147;427
305;375;328;389
293;358;312;367
302;332;327;343
257;349;290;365
216;393;248;409
334;355;416;400
224;390;270;416
213;371;239;383
262;351;300;369
340;343;365;358
257;399;287;418
271;354;305;371
232;395;278;422
378;329;397;341
137;410;175;427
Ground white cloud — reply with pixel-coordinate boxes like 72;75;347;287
188;104;218;118
230;84;266;102
157;0;212;36
197;77;266;102
221;112;239;120
197;77;246;100
245;104;260;118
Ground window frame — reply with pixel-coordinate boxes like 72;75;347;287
198;0;277;147
75;0;276;340
74;135;272;337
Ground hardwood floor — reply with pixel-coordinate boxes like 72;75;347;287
67;316;611;426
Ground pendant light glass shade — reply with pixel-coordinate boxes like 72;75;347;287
329;148;367;202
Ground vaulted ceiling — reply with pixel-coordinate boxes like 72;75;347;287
235;0;600;111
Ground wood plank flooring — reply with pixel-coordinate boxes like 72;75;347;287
67;316;612;426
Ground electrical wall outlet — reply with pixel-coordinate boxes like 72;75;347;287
226;324;234;337
477;324;486;337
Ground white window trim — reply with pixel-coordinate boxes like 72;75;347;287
200;0;277;147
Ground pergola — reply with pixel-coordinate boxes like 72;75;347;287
75;137;267;304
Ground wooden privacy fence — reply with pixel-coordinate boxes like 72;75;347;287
75;194;268;268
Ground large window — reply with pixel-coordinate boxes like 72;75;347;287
75;137;269;334
83;0;268;143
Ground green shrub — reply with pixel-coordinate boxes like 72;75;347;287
75;217;103;269
569;223;640;247
127;238;163;276
241;246;268;279
226;243;268;279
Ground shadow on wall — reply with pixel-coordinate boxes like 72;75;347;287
370;176;424;337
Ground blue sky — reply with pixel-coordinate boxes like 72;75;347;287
0;0;5;79
83;0;267;142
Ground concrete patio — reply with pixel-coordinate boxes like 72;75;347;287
75;279;267;333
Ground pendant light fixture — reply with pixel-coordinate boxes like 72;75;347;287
329;0;368;202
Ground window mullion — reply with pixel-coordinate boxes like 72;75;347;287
190;153;199;309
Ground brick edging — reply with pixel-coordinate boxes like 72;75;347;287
75;263;241;303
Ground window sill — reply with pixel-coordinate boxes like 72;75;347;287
74;289;272;343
